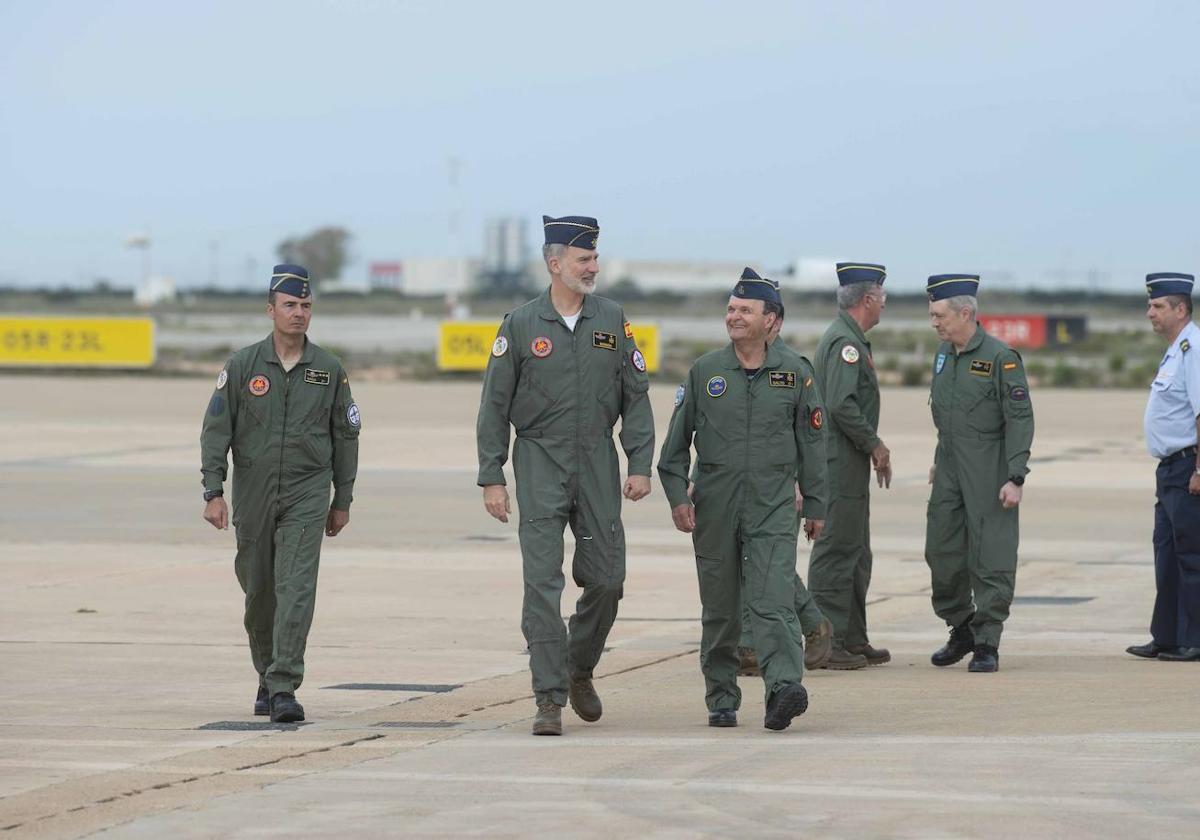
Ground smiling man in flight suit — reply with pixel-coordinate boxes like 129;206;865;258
200;264;361;723
658;272;827;730
924;274;1034;674
476;215;655;736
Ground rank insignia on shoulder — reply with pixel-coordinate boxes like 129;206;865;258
593;330;617;351
248;375;270;396
304;368;330;386
706;375;727;398
1002;362;1018;371
491;336;509;357
624;321;634;339
631;349;647;372
769;371;796;388
810;407;824;430
1182;339;1191;353
804;377;813;388
969;360;993;376
935;353;946;374
841;345;860;364
674;384;685;407
531;336;553;358
215;369;228;390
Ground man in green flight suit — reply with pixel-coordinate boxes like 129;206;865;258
658;271;827;730
718;273;833;677
200;264;361;722
924;274;1034;673
476;215;655;737
808;262;894;670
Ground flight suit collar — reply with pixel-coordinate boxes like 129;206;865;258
260;333;315;367
956;323;986;355
536;286;597;324
837;308;869;346
719;341;780;370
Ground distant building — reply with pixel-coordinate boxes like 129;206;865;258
478;217;532;294
134;275;176;306
599;258;838;293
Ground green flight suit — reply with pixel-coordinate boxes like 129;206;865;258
200;335;360;697
734;348;828;645
658;342;828;712
476;289;654;708
926;324;1034;648
808;310;881;648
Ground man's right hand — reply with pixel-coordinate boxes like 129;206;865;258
871;440;891;471
203;497;229;530
483;484;511;523
671;503;696;533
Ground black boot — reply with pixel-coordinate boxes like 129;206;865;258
269;691;305;723
967;644;1000;673
763;683;809;731
708;709;738;727
253;685;269;716
931;618;975;667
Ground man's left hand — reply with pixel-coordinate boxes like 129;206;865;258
1189;472;1200;496
624;475;651;501
326;507;350;537
998;482;1023;510
803;518;825;542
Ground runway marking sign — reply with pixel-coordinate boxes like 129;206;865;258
0;316;156;368
439;321;659;372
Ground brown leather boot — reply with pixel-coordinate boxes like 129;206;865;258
804;617;834;670
568;677;602;722
531;702;563;736
821;644;869;670
846;643;891;665
736;646;760;677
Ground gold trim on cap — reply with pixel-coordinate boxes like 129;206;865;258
926;277;979;291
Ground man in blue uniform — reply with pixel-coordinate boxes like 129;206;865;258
1127;272;1200;662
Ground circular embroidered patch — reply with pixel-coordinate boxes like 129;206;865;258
248;375;270;396
841;345;860;364
674;384;685;407
347;402;361;427
706;376;727;398
810;407;824;430
216;369;228;390
631;349;646;373
531;336;553;358
491;336;509;358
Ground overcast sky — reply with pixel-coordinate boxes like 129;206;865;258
1;0;1197;291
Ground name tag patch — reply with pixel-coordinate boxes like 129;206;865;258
305;368;331;386
969;360;993;377
593;330;617;351
769;371;796;388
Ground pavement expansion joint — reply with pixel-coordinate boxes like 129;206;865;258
321;682;462;692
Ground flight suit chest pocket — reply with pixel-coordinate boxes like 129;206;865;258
300;405;333;465
961;381;1002;435
511;367;556;428
235;389;272;460
695;411;731;464
597;366;621;426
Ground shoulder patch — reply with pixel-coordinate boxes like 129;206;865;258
935;353;947;375
1010;385;1029;402
969;360;993;376
215;369;228;390
630;349;647;372
346;402;361;427
491;335;509;357
769;371;796;388
624;321;634;339
841;345;860;364
810;407;823;430
674;384;685;407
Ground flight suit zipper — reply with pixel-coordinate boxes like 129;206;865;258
278;369;291;497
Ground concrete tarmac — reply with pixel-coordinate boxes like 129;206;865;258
1;375;1196;838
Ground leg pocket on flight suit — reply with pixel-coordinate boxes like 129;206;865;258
694;554;731;609
744;540;795;609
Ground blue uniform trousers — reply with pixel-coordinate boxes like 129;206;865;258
1151;457;1200;648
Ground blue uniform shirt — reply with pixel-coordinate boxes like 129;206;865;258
1145;320;1200;458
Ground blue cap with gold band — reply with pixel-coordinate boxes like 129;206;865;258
733;267;781;305
543;215;600;249
1146;272;1194;299
836;262;886;286
271;264;311;298
926;273;980;301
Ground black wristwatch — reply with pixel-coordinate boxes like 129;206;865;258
1008;475;1025;487
203;488;224;502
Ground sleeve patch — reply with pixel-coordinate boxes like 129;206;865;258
208;394;225;417
624;321;634;339
216;369;228;389
492;336;509;357
674;384;685;407
347;402;361;427
841;345;860;364
810;407;824;430
1010;386;1028;402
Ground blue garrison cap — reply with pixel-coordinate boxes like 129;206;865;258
270;264;311;298
1147;272;1194;299
836;262;886;286
543;215;600;249
732;267;781;305
927;274;980;301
